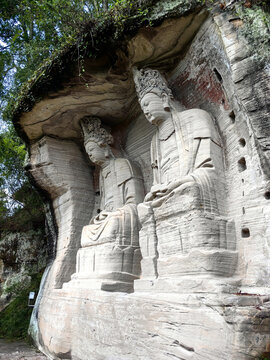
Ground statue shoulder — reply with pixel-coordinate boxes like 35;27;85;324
177;108;220;144
115;158;143;186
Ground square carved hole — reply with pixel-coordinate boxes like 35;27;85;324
241;228;250;238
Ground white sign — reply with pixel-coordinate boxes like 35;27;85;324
29;292;35;300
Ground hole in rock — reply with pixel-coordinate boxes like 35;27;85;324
228;17;241;22
213;68;223;83
241;228;250;238
95;191;100;196
265;191;270;200
97;209;101;214
24;164;31;171
239;138;246;147
229;111;236;123
242;179;244;183
238;157;247;172
242;207;245;215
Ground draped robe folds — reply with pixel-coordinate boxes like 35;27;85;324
150;108;223;215
81;158;144;248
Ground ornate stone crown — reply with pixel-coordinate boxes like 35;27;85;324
80;116;113;146
133;67;173;101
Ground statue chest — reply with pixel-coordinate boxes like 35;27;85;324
101;163;123;211
158;133;180;183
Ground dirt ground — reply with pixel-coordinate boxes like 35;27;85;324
0;339;47;359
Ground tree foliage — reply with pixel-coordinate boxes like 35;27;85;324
0;126;26;216
0;125;45;233
0;0;120;121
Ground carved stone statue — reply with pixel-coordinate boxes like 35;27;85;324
133;68;237;280
71;117;144;292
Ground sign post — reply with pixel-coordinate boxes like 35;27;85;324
28;291;36;307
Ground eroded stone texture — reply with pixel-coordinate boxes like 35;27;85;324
0;230;47;311
169;13;270;291
34;287;270;360
29;137;94;288
23;8;270;360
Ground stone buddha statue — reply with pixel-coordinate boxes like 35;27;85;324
72;117;144;292
133;68;237;281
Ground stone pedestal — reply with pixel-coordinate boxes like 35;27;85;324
138;185;238;282
65;243;141;292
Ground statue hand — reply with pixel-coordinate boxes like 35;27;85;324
144;191;155;202
95;210;110;221
166;176;195;193
144;177;195;203
144;183;169;201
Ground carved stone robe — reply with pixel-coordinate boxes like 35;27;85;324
150;108;223;215
81;158;144;248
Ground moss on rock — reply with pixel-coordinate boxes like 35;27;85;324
236;4;270;64
0;230;48;312
150;0;202;21
0;271;43;340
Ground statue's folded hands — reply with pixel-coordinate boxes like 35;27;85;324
91;209;119;223
145;175;195;203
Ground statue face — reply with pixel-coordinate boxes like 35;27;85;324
85;141;109;166
140;93;171;125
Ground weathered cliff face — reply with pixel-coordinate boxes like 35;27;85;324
12;2;270;360
0;230;47;311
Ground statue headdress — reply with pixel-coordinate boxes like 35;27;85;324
133;67;173;101
80;116;113;146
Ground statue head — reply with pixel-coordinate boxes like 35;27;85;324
80;116;113;166
133;68;173;125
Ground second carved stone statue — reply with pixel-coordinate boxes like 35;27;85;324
69;117;144;292
133;68;238;283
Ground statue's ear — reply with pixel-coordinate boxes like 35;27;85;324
162;94;171;111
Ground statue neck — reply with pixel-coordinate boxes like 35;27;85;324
100;159;112;170
158;115;175;141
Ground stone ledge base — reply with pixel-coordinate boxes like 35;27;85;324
63;277;134;292
134;276;241;294
33;287;270;360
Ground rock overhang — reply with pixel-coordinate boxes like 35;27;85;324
12;2;208;143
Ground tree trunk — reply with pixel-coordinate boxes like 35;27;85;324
103;0;108;12
93;0;99;14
